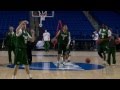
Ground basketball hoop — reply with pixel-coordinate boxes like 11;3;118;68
32;11;54;27
39;14;47;27
40;14;46;21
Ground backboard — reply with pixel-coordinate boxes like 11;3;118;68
32;11;55;27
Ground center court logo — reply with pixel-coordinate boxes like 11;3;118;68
7;61;104;71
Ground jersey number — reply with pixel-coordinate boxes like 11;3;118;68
101;33;106;39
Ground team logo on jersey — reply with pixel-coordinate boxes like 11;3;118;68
61;34;68;40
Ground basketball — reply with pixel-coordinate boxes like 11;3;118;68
85;58;91;63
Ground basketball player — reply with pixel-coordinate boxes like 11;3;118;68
27;28;35;65
12;20;34;79
43;30;50;52
54;25;71;67
98;25;112;64
64;32;71;63
5;26;16;64
107;32;118;65
92;30;99;50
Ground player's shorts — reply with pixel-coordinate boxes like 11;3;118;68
65;48;70;55
58;43;67;55
14;48;28;65
97;44;108;53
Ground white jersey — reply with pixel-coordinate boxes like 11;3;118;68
108;29;112;37
43;32;50;41
92;31;99;41
94;33;99;40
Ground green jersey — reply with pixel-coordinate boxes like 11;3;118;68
99;29;109;47
58;31;69;45
14;29;31;65
15;29;31;49
99;29;108;39
5;32;16;47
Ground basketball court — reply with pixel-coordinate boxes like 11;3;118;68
0;11;120;79
0;51;120;79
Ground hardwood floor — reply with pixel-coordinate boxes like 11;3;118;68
0;51;120;79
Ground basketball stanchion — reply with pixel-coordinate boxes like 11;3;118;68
31;11;54;27
39;14;47;27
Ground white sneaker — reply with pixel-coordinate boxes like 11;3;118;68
62;61;66;65
65;62;73;66
102;61;107;66
27;77;32;79
12;76;16;79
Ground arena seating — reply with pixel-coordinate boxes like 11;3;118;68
1;11;120;50
42;11;95;40
0;11;29;39
90;11;120;34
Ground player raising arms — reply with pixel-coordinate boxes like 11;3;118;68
53;25;71;67
12;20;35;79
